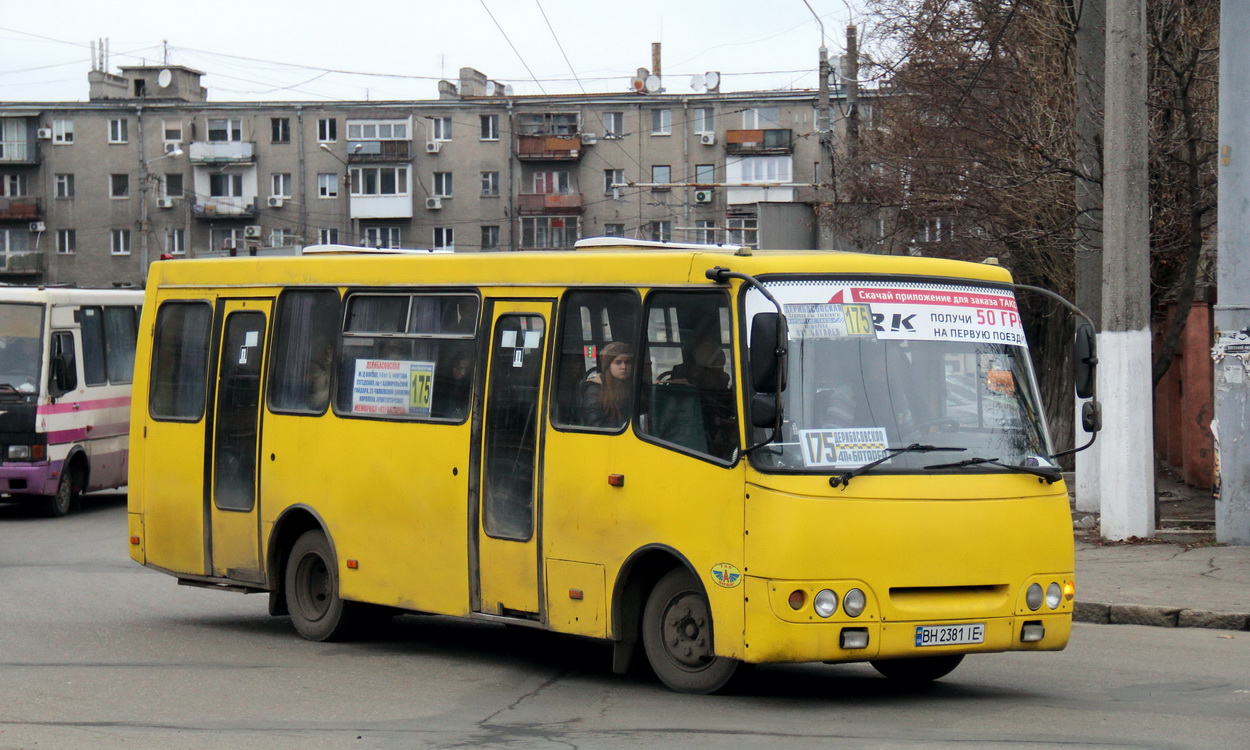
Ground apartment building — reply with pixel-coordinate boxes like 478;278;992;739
0;65;850;287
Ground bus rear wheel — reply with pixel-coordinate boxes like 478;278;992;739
870;654;964;684
642;568;739;694
285;530;370;642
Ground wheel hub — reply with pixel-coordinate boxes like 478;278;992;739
663;594;711;668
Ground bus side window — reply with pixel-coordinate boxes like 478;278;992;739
50;332;77;396
268;289;342;415
639;292;737;461
103;306;139;384
552;290;641;430
150;302;213;421
79;306;107;386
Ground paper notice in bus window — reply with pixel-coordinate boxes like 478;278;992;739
351;359;435;417
783;303;875;340
799;428;889;468
985;369;1015;395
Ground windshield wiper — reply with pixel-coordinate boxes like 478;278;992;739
830;444;966;488
923;456;1061;483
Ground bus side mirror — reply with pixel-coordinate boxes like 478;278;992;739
1074;323;1097;398
750;312;788;393
750;393;778;428
1081;400;1102;433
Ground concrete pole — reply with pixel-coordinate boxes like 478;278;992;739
1100;0;1154;540
1214;1;1250;544
1074;0;1105;513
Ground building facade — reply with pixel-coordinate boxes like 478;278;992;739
1;65;855;287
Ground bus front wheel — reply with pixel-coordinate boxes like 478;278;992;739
285;530;367;642
870;654;964;684
642;568;739;694
40;469;79;518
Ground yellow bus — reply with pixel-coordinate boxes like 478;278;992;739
128;239;1091;693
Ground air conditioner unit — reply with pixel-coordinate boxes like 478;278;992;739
164;141;182;154
425;197;443;210
694;189;714;204
580;133;599;145
700;133;716;146
29;221;46;232
36;128;52;140
244;225;263;239
268;196;285;208
425;141;442;154
157;197;175;209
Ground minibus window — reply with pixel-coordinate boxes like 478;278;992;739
80;306;107;386
552;290;641;430
150;302;212;421
104;306;138;383
269;290;342;414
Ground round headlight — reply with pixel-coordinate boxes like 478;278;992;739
813;589;838;618
843;588;866;617
1046;582;1062;610
788;590;806;611
1026;583;1043;611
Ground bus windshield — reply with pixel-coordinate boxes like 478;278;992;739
0;303;43;395
746;278;1054;475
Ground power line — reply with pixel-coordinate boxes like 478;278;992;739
478;0;547;96
534;0;585;95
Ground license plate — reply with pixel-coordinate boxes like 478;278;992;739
914;623;985;647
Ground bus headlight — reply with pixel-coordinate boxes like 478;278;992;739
1026;583;1044;611
1046;582;1063;610
813;589;838;618
7;445;31;459
843;588;866;617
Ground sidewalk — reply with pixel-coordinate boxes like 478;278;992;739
1070;470;1250;631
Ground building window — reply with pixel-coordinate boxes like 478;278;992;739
272;173;292;198
108;119;128;144
318;173;339;198
164;173;184;198
57;229;76;254
603;111;624;138
695;220;716;244
166;229;185;255
480;114;499;141
318;228;339;245
480;171;500;197
521;217;578;249
271;117;291;143
533;171;570;194
743;107;780;129
432;117;452;141
207;118;242;142
650;220;672;242
651;109;671;136
695;164;715;185
604;169;623;195
318;118;337;142
433;227;454;251
209;173;244;198
270;228;293;247
726;216;759;247
693;107;714;134
110;174;129;199
433;171;453;198
55;173;75;198
651;165;671;189
163;119;182;144
516;112;579;135
52;119;73;144
1;174;28;197
111;229;131;255
481;225;500;250
350;166;409;196
211;228;242;252
364;226;401;249
347;119;409;140
604;223;625;237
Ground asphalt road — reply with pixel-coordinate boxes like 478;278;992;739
2;496;1248;749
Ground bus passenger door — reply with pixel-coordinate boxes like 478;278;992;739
208;300;270;583
473;300;553;618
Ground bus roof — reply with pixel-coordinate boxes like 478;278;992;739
0;286;144;305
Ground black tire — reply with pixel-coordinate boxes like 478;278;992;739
39;469;78;518
871;654;964;684
284;529;370;642
641;568;739;694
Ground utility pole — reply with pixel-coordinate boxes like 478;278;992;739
1100;0;1154;540
1214;1;1250;544
1074;0;1106;514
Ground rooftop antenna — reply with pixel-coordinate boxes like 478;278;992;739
162;39;169;66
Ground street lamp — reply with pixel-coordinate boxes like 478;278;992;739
140;147;185;282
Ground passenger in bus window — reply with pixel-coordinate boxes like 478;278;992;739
433;349;473;419
671;337;737;459
308;337;333;409
581;341;633;428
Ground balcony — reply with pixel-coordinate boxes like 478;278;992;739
189;141;256;164
517;193;584;215
516;135;582;161
725;129;794;155
350;195;413;220
192;198;258;219
0;140;39;165
0;249;44;276
0;197;41;221
346;140;412;162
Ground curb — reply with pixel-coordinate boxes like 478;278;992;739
1074;601;1250;631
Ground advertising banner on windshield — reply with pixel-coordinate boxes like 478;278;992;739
747;279;1026;347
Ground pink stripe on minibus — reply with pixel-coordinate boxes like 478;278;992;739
37;396;131;416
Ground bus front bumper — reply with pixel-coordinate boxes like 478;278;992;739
0;460;59;496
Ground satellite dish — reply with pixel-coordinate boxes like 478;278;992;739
503;84;514;97
157;68;173;88
690;73;705;91
644;75;661;94
705;71;720;91
485;81;497;96
631;77;646;92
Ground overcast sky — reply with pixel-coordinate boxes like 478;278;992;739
0;0;866;103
